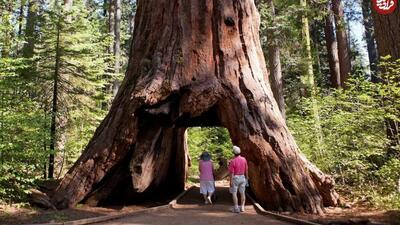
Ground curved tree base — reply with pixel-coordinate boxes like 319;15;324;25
51;0;338;213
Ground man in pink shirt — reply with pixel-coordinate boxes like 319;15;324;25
228;146;248;213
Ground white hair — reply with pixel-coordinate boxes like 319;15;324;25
233;146;241;154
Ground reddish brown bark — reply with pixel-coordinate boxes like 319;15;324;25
332;0;351;87
325;2;341;88
371;7;400;148
51;0;338;213
371;6;400;60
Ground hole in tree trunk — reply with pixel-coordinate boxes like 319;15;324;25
187;127;234;185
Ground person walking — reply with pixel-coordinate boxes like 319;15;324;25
199;152;215;204
228;146;248;213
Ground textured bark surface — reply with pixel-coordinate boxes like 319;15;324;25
325;2;341;88
332;0;351;87
51;0;338;213
361;0;378;78
372;7;400;148
265;0;285;118
372;7;400;60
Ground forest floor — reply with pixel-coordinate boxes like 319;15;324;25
0;203;160;224
0;181;399;225
291;205;400;225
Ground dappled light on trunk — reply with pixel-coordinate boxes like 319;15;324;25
50;0;339;214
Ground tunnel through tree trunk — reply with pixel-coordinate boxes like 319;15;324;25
51;0;338;213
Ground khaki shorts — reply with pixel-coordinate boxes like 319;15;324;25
230;175;246;194
200;180;215;194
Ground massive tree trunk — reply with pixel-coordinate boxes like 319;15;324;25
266;0;285;118
361;0;378;80
332;0;351;87
372;4;400;60
51;0;338;213
372;6;400;148
324;2;341;88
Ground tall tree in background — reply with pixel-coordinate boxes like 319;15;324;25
108;0;114;55
266;0;285;118
49;0;65;179
16;0;26;54
372;6;400;60
361;0;378;80
300;0;325;159
324;1;341;88
0;2;13;58
371;5;400;149
300;0;315;94
332;0;351;87
21;0;39;79
112;0;121;96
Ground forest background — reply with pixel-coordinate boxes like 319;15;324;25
0;0;399;210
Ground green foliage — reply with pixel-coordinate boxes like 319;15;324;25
287;60;400;208
0;0;130;202
187;127;233;177
0;59;49;202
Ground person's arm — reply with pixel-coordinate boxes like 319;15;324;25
228;160;234;187
198;161;201;174
245;159;249;180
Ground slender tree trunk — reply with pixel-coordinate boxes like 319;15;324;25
103;0;108;17
22;0;38;78
23;0;37;57
49;19;61;179
300;0;325;159
52;0;338;213
300;0;315;95
311;23;323;76
49;0;72;179
108;0;114;54
266;0;285;118
361;0;378;80
112;0;121;97
324;1;341;88
332;0;351;87
16;0;26;55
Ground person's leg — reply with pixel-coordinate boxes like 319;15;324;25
238;177;246;212
232;192;239;211
203;194;209;204
231;177;239;213
239;191;246;211
208;192;214;204
206;181;214;204
200;181;209;204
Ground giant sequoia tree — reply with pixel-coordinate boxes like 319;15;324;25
372;6;400;148
51;0;338;213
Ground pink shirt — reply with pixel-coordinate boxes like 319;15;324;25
199;160;214;181
228;156;248;175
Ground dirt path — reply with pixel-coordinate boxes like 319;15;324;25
99;185;295;225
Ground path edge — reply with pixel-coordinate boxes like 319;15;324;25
30;186;195;225
246;193;322;225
